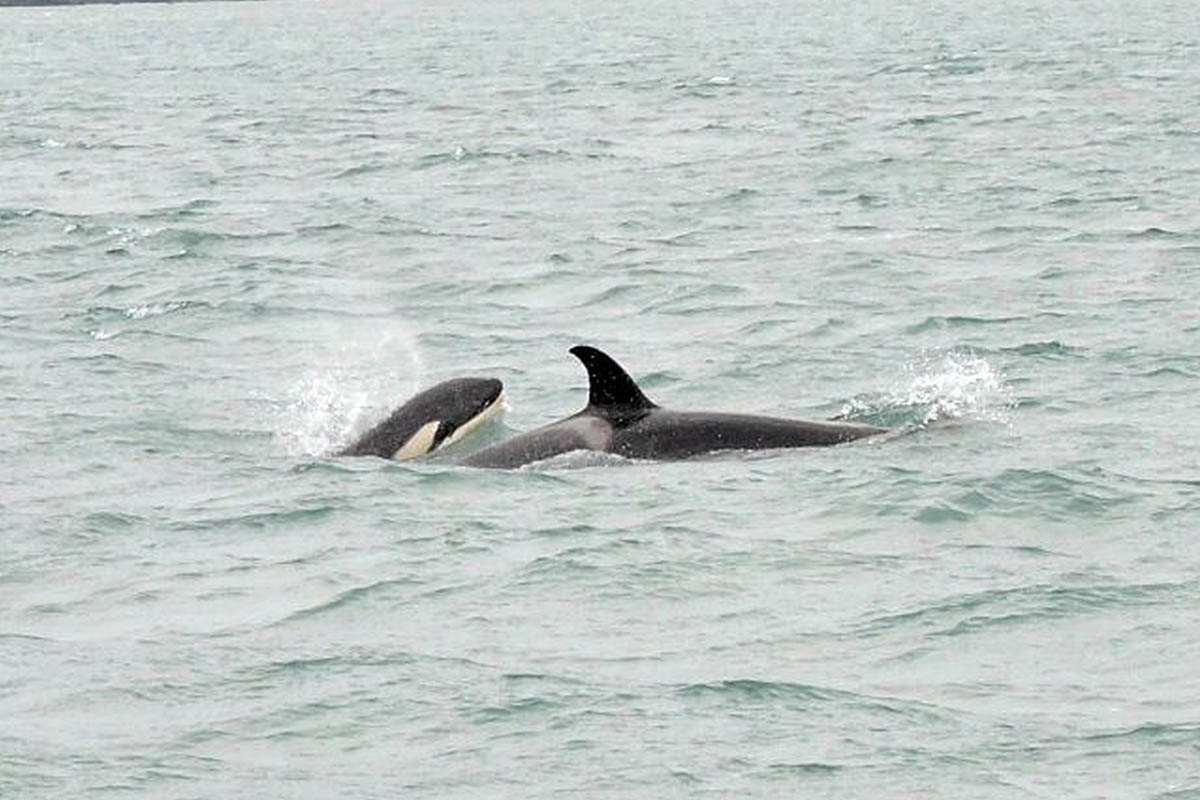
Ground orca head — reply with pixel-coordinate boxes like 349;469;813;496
427;376;507;453
568;345;658;422
341;376;505;460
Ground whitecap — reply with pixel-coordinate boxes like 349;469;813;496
522;450;634;471
841;349;1017;427
124;301;190;320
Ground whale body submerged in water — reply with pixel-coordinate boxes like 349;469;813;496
461;346;885;468
338;377;505;460
339;345;886;467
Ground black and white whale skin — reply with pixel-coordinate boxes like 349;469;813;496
461;346;886;469
339;377;504;460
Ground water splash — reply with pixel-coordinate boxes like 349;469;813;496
124;301;192;320
522;450;633;471
276;324;425;458
842;349;1016;428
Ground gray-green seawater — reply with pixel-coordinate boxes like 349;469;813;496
3;0;1199;796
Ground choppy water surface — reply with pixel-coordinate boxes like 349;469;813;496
3;0;1199;796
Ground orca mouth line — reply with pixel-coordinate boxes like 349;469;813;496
441;390;507;449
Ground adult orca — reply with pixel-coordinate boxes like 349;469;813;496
461;345;886;469
339;377;504;460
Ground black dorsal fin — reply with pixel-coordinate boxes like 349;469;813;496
569;345;658;411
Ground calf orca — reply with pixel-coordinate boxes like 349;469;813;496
460;346;886;469
338;377;504;460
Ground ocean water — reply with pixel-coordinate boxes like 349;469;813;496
3;0;1200;796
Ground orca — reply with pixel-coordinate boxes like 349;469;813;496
339;377;504;460
461;345;886;469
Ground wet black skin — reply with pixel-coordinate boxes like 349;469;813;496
461;346;885;469
339;377;503;458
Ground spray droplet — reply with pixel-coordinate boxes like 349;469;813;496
841;349;1016;428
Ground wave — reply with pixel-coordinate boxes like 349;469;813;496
273;577;424;625
412;145;587;171
859;579;1197;638
905;312;1070;334
676;679;841;702
1082;722;1200;746
169;505;339;533
520;450;635;471
999;340;1083;358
